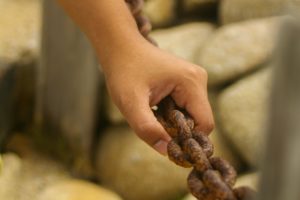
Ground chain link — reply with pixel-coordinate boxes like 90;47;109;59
125;1;256;199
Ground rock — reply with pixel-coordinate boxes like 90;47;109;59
143;0;177;28
182;194;197;200
0;0;39;142
182;0;218;13
37;179;123;200
96;126;190;200
3;134;121;200
220;0;300;24
5;134;70;200
195;18;279;87
0;153;23;200
0;155;2;174
235;172;259;189
151;22;216;62
0;0;41;62
218;68;272;166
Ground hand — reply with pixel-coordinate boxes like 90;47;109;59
102;40;215;155
56;0;214;155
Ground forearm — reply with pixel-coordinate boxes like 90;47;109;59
56;0;146;72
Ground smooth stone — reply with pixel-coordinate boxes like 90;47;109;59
151;22;216;62
143;0;177;28
5;134;70;200
96;126;190;200
37;179;123;200
220;0;300;24
0;153;23;200
0;0;41;62
0;155;2;174
182;194;197;200
195;17;279;87
218;68;272;166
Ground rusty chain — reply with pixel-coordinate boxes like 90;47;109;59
125;1;256;199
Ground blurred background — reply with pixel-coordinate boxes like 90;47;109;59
0;0;299;200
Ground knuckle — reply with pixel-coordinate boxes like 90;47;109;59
186;67;200;78
185;66;208;81
198;67;208;80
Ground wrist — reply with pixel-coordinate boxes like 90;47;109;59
96;32;151;77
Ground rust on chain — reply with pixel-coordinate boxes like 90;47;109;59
125;1;257;199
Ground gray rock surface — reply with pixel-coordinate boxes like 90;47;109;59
96;126;190;200
195;18;279;87
218;68;273;166
0;0;41;62
143;0;177;28
151;22;216;62
220;0;300;24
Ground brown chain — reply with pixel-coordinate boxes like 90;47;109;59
125;1;256;199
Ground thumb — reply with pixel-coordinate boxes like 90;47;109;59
119;94;171;155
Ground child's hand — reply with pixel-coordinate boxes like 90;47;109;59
57;0;214;155
102;40;214;155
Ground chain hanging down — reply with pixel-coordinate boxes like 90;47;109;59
125;1;257;199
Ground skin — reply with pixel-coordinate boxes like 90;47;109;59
56;0;214;155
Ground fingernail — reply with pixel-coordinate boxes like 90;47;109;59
153;140;168;156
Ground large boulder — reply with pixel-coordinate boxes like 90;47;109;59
0;0;41;62
143;0;177;28
218;68;272;166
220;0;300;24
96;126;190;200
195;18;279;87
151;22;216;62
37;179;122;200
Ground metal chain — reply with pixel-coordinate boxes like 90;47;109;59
125;1;256;199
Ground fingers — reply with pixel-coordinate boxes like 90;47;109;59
171;68;215;135
117;92;171;155
185;92;215;134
